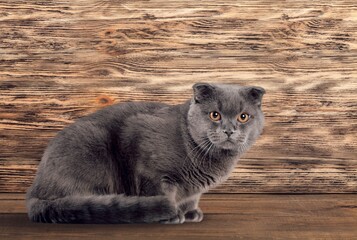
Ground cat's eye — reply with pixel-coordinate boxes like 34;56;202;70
237;113;250;123
209;111;221;121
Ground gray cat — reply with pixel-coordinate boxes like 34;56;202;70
26;83;265;224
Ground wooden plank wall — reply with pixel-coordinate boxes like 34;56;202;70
0;0;356;193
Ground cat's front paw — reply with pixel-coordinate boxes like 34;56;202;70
184;208;203;223
159;209;185;224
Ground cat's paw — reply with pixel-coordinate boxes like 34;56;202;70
159;209;185;224
184;208;203;223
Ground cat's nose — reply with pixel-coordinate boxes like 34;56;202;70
223;130;234;137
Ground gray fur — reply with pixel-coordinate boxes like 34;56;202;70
26;83;265;224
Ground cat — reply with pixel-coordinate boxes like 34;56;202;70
26;83;265;224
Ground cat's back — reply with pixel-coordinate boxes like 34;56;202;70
57;101;169;132
44;101;171;161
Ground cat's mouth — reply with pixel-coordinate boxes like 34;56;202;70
225;138;235;143
207;135;236;150
218;139;236;149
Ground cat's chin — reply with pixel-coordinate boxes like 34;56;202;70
215;140;237;151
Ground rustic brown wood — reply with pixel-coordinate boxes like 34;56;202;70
0;0;356;193
0;194;357;239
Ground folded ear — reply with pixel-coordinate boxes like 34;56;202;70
192;83;216;103
246;86;265;107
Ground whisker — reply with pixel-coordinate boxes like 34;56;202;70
206;142;214;171
193;140;211;166
185;139;210;165
185;141;206;159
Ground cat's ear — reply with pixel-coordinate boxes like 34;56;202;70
192;83;216;103
245;86;265;107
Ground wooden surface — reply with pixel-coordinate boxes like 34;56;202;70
0;194;356;239
0;0;356;193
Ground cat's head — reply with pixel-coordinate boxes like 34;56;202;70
187;83;265;154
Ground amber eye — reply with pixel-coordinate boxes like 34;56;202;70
209;111;221;121
237;113;250;123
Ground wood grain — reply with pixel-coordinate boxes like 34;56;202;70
0;0;356;193
0;194;357;239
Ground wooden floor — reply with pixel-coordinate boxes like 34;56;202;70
1;194;356;239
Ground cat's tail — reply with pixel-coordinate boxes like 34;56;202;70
26;194;177;224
